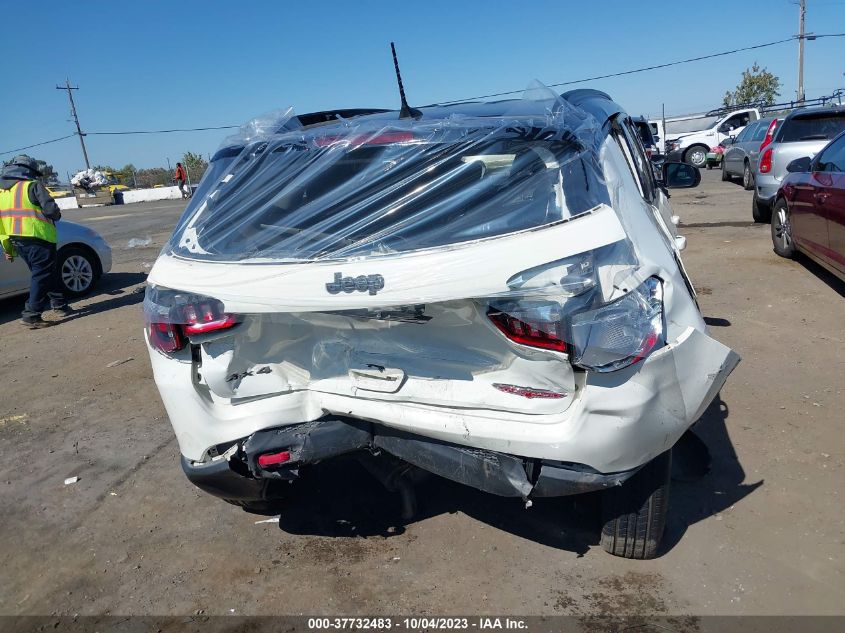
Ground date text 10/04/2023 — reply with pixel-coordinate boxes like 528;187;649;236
307;618;529;630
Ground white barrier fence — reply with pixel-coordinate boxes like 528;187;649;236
56;197;79;210
119;186;183;204
56;185;185;210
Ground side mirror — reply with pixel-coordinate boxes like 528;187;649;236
721;138;734;147
786;156;812;173
662;162;701;188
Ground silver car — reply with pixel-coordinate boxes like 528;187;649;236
0;220;112;299
722;117;776;190
753;106;845;222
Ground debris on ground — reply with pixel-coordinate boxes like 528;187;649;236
0;414;28;427
64;476;79;485
126;237;152;248
254;517;280;524
106;358;134;368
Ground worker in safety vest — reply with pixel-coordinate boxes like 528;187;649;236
0;155;72;328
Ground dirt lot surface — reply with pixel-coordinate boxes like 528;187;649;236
1;171;843;619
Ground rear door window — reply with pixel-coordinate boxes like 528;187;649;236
734;124;754;143
779;113;845;143
751;121;770;142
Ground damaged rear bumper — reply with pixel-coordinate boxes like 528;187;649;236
182;417;642;503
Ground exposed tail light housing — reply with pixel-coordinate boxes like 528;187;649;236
759;147;774;174
486;277;665;373
760;118;779;151
145;286;240;354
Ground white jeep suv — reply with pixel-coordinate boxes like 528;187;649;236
145;88;738;559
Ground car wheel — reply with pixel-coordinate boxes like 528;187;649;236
683;146;707;169
752;192;772;223
771;198;797;258
600;449;671;559
721;160;731;181
742;162;755;190
57;246;101;297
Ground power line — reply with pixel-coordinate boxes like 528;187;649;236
0;134;75;157
87;125;239;136
436;34;845;105
5;33;845;157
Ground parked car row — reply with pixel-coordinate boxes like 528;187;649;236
703;104;845;282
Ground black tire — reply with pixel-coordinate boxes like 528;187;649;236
600;449;671;559
721;160;732;181
56;245;102;297
224;498;283;515
683;146;708;169
752;192;772;223
742;162;755;191
771;198;797;258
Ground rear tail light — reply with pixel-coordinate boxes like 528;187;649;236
145;286;240;354
759;147;773;174
487;277;664;372
148;322;185;354
487;303;567;353
760;118;778;151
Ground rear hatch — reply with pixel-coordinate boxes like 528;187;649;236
147;107;645;417
773;110;845;179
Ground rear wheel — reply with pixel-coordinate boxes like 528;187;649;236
57;246;101;297
683;146;707;169
771;198;797;258
742;162;755;190
600;449;671;559
752;192;772;223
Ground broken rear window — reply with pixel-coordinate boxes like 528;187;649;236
169;106;610;262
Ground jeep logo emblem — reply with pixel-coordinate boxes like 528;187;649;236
326;272;385;296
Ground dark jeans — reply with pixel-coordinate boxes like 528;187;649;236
9;237;67;320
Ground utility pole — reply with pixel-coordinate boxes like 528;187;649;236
56;79;91;169
797;0;806;104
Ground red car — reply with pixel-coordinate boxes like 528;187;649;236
771;130;845;281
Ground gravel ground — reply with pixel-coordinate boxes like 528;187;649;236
0;170;842;620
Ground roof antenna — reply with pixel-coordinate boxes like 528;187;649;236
391;42;421;119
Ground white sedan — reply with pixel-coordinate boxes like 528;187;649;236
0;220;112;299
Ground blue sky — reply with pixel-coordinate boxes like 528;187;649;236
3;0;844;181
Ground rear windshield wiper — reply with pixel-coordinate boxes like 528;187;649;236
797;134;830;141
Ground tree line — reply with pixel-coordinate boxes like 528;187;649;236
93;152;209;188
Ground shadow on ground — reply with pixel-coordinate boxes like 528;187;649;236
662;396;763;554
252;395;761;558
796;253;845;298
0;271;147;326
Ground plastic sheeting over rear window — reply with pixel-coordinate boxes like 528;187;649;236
166;94;611;262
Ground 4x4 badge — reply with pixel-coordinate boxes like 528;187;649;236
326;272;385;296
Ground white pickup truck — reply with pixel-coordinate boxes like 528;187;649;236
661;107;761;168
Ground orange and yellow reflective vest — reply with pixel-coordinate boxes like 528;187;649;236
0;180;58;245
